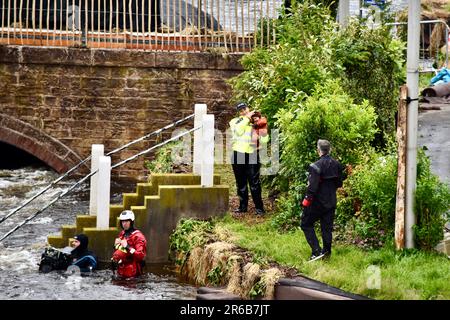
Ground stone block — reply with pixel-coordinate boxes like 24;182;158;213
109;205;124;223
47;235;66;248
75;215;97;234
61;225;77;240
122;193;139;209
83;227;119;263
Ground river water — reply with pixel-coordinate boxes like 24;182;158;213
0;166;197;300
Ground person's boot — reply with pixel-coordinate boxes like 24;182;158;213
255;208;265;216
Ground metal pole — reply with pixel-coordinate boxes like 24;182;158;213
405;0;421;249
338;0;350;28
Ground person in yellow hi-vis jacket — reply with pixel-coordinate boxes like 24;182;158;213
229;102;269;216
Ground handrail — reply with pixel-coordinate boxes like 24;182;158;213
0;114;194;226
387;19;449;69
0;125;201;242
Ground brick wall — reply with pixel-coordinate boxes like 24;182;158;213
0;45;243;179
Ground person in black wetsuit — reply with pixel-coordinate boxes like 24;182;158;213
70;234;97;273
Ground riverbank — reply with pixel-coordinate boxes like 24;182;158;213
215;214;449;300
183;165;450;300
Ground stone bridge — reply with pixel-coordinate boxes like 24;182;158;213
0;45;243;179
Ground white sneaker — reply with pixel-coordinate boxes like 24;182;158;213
308;253;325;262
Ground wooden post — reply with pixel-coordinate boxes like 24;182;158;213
395;85;408;250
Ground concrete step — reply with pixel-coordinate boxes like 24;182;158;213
47;174;229;264
61;225;76;240
75;215;96;234
47;235;65;248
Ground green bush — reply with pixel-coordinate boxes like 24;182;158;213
336;152;398;248
144;142;175;174
336;149;450;250
414;150;450;250
169;218;214;266
144;140;190;174
332;20;405;146
278;81;377;173
271;187;304;232
228;1;336;122
271;81;378;232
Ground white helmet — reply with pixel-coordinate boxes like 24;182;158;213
119;210;135;221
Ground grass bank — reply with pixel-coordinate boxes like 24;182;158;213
215;214;450;300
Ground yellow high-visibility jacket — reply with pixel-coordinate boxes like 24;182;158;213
229;116;269;154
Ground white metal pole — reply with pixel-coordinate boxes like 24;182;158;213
89;144;104;215
405;0;421;249
96;156;111;229
338;0;350;28
201;114;215;187
193;103;207;175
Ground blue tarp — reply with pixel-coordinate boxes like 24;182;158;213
430;68;450;85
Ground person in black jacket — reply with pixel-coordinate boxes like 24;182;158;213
300;139;345;262
70;234;97;273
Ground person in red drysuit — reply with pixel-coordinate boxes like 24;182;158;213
111;210;147;278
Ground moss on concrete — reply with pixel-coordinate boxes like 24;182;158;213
75;215;97;234
47;235;66;248
83;227;119;263
130;205;147;230
61;225;76;240
122;193;139;209
136;182;152;203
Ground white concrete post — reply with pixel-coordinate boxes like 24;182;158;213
96;156;111;229
405;0;421;248
193;103;207;175
338;0;350;28
89;144;104;216
201;114;215;187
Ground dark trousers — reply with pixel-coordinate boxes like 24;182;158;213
300;205;335;254
231;151;264;211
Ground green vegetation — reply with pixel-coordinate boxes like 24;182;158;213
169;218;214;266
229;0;449;250
144;142;176;174
217;214;450;300
144;140;191;175
337;149;450;250
165;1;450;300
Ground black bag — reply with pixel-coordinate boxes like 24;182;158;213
38;247;72;273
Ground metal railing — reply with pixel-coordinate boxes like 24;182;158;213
0;113;194;228
389;20;449;72
0;124;200;242
0;0;283;52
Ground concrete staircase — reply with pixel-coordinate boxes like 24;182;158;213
47;173;228;264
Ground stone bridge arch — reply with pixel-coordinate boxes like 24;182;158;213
0;113;85;173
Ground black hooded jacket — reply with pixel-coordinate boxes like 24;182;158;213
305;154;344;210
70;234;97;272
